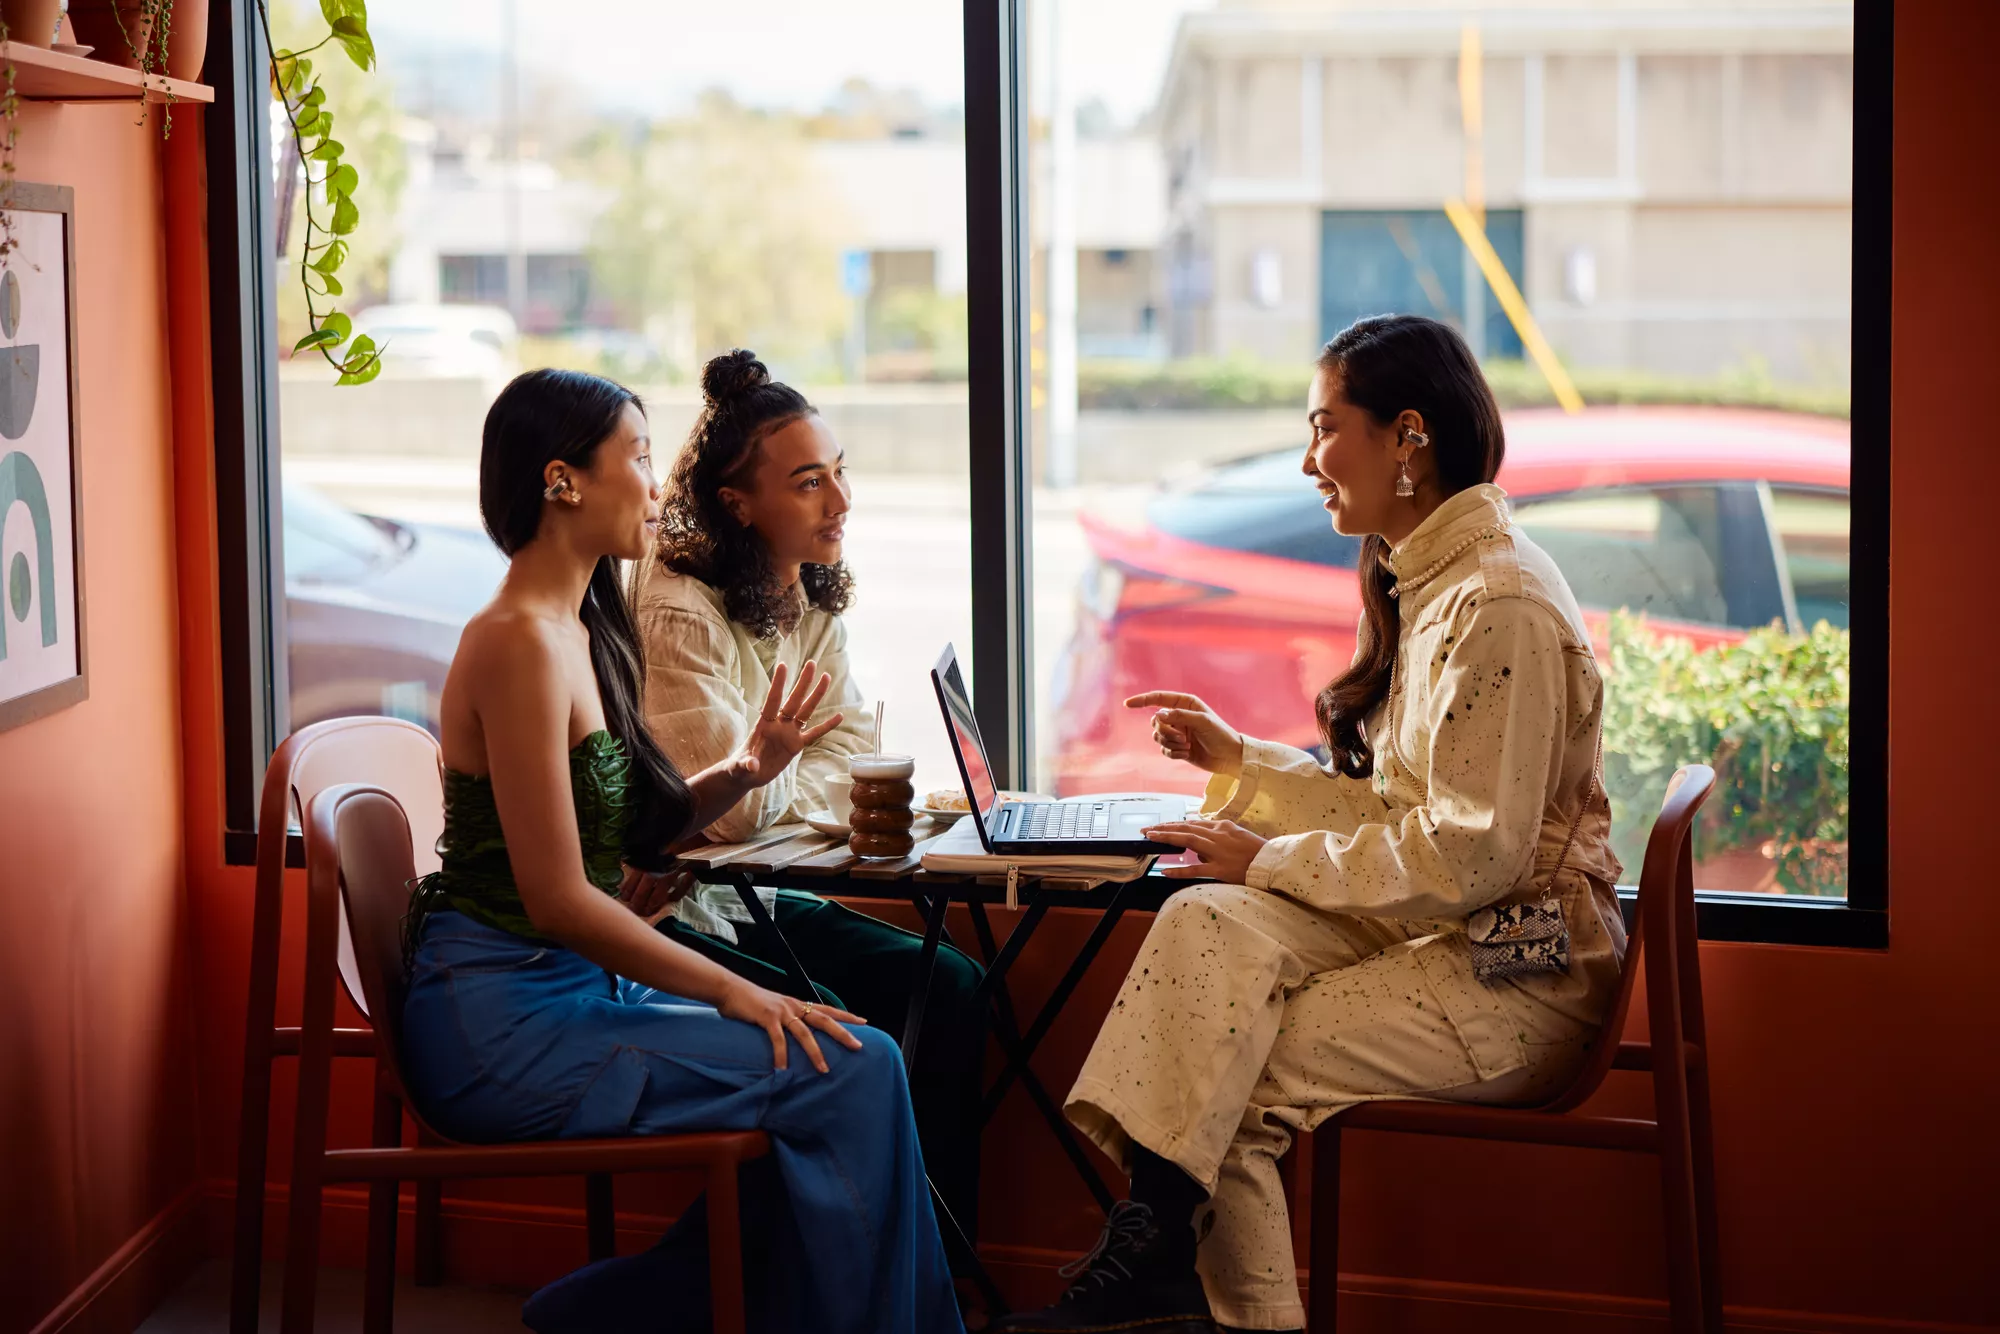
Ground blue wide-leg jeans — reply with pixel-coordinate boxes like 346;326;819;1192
401;911;963;1334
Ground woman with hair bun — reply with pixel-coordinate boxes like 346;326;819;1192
398;367;962;1334
629;348;988;1253
1000;316;1626;1334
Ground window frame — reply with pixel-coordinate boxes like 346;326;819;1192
216;0;1893;951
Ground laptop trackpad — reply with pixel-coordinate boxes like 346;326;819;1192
1113;807;1162;836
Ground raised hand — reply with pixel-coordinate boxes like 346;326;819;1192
1125;690;1245;776
739;660;845;788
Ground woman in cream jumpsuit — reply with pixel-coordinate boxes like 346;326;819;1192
999;316;1626;1334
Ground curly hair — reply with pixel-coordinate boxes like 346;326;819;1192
655;349;856;640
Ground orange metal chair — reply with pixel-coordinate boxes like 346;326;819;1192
230;717;450;1334
285;781;769;1333
1306;764;1723;1334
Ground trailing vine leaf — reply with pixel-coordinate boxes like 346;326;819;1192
260;0;383;384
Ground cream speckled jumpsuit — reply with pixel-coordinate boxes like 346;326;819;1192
1064;485;1627;1330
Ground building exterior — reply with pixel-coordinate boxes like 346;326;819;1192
1155;0;1854;382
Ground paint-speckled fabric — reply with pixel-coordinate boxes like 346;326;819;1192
1064;484;1628;1331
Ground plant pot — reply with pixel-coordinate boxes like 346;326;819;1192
163;0;206;81
0;0;65;47
66;0;153;70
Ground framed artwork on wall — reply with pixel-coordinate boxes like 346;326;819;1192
0;183;85;734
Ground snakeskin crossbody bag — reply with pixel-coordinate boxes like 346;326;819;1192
1464;734;1601;985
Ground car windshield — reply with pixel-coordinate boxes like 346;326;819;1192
283;482;398;584
1147;449;1363;569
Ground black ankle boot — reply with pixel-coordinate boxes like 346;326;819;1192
992;1199;1215;1333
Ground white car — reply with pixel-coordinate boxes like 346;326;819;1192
348;303;519;383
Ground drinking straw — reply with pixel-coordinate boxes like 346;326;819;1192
874;701;884;759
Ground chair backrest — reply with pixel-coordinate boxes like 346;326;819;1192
307;783;427;1110
257;717;443;1020
1541;763;1716;1114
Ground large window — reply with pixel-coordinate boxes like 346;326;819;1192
216;0;1888;942
262;0;976;796
1019;0;1880;930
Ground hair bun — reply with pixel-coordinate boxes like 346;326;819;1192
701;349;769;407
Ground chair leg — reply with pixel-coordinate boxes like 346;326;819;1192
231;854;291;1334
1307;1125;1342;1334
1687;1065;1725;1333
363;1080;401;1334
413;1124;444;1287
414;1180;444;1286
707;1159;749;1334
585;1173;617;1262
229;1038;277;1334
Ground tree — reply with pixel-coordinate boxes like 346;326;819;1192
586;93;851;378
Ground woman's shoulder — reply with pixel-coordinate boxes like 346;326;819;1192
637;560;731;624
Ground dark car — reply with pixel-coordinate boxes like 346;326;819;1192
283;480;507;733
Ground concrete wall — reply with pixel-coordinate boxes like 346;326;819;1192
1165;35;1854;379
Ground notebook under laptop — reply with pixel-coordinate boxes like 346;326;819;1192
929;643;1182;856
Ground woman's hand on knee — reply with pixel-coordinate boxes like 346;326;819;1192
1125;691;1244;777
1142;818;1266;884
716;977;866;1074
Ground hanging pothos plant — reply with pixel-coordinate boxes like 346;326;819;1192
259;0;382;384
0;18;18;268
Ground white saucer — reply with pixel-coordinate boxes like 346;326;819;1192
914;805;967;826
803;809;852;838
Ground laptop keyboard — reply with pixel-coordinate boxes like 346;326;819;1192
1019;801;1112;840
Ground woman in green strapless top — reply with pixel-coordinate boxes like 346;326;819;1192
406;729;632;952
399;368;962;1334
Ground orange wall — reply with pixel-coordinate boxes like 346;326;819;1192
0;105;206;1332
150;2;1995;1331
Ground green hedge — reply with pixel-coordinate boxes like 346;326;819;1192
1077;355;1849;419
1600;611;1849;896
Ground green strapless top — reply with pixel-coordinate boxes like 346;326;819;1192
405;729;633;954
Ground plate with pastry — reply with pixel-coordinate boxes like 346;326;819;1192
915;787;973;825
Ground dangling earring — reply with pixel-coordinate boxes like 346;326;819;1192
1396;426;1429;499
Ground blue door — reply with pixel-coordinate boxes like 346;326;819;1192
1319;209;1524;358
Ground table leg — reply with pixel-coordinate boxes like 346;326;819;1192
900;887;952;1073
981;881;1133;1121
968;901;1120;1213
727;875;819;1002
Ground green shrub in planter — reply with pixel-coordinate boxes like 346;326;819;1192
1600;611;1849;896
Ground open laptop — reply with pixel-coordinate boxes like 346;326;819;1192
930;643;1183;856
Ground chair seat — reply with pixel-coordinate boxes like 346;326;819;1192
320;1130;772;1183
1340;1100;1657;1152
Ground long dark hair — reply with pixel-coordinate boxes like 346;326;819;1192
1314;315;1506;778
479;368;694;869
656;349;855;639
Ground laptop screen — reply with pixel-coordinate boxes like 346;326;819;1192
932;645;1001;824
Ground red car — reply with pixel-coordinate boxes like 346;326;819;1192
1048;408;1851;797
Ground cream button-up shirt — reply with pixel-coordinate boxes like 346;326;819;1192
635;563;876;941
1199;483;1627;1070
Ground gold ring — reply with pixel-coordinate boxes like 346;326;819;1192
801;1003;816;1018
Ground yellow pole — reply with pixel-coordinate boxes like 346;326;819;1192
1444;197;1584;413
1458;25;1484;229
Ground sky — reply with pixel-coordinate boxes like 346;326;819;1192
365;0;1209;123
